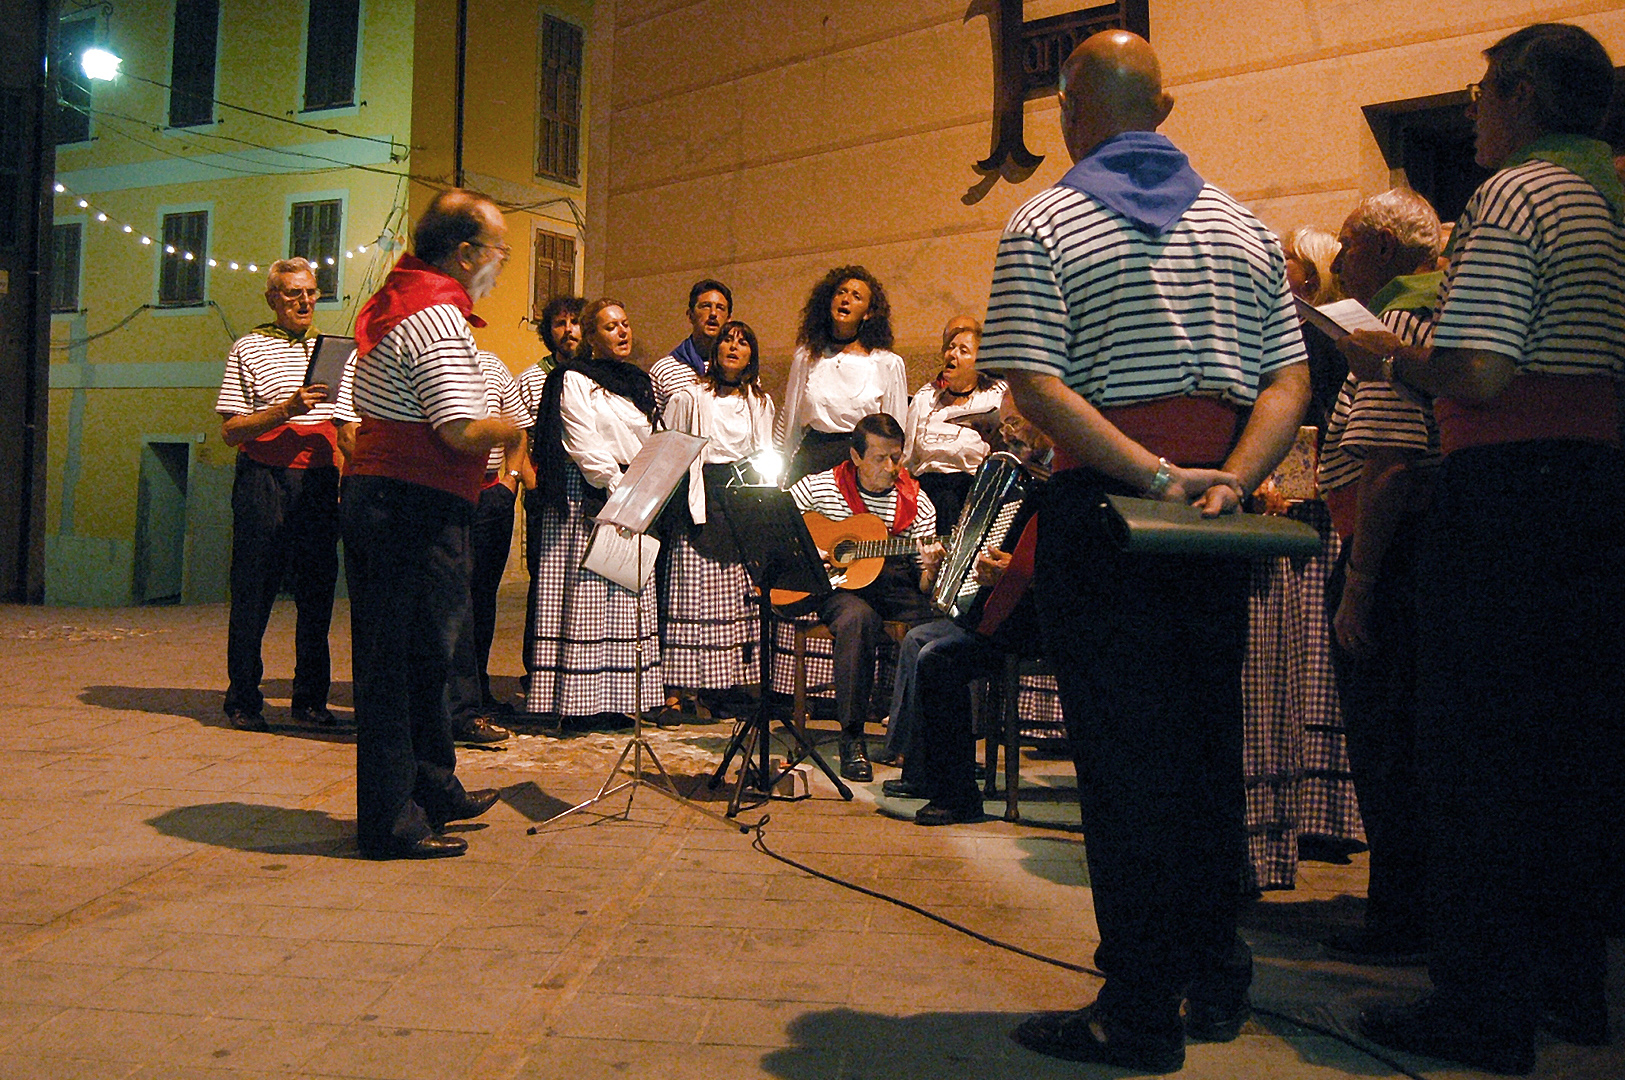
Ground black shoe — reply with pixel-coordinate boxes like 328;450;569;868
1323;926;1428;966
429;788;501;830
454;717;510;744
362;834;468;860
1359;995;1535;1075
1012;1005;1183;1074
291;704;338;727
1185;997;1250;1042
914;798;984;826
226;707;269;733
880;778;930;799
838;736;872;783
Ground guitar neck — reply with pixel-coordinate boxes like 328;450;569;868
844;536;923;561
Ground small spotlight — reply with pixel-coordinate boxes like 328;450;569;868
81;47;123;82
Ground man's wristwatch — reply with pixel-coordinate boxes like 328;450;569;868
1146;457;1173;497
1380;355;1396;383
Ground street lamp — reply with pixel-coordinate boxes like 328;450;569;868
80;47;122;82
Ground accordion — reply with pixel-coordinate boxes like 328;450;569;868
931;452;1034;631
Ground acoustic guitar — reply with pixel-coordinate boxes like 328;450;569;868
769;511;938;611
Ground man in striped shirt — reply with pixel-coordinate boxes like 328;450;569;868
977;31;1310;1073
1314;188;1443;969
648;279;733;413
1343;24;1625;1074
342;190;522;860
788;413;939;782
443;351;530;744
215;258;347;732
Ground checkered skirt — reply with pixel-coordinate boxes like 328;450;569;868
1242;500;1365;891
659;527;757;690
525;469;664;716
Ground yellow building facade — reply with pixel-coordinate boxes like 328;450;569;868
47;0;592;605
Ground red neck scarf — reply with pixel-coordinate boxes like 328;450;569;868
354;254;485;357
832;460;919;535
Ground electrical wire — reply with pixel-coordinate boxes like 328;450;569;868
49;303;152;350
207;299;238;343
743;815;1431;1080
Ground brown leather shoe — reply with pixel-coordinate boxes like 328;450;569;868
430;788;501;830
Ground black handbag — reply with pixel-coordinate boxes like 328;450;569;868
1101;494;1321;557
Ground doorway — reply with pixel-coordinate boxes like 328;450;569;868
134;441;190;604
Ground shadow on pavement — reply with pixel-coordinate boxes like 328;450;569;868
80;683;355;741
146;801;359;857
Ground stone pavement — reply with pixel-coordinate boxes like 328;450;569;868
0;590;1620;1080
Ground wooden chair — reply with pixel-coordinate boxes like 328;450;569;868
978;653;1056;822
790;618;913;742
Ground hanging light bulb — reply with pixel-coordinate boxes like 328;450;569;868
54;183;65;194
96;212;107;222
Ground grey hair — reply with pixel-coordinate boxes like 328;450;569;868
266;257;317;292
1351;188;1443;265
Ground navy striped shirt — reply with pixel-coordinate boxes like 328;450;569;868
1432;159;1625;377
1318;308;1440;492
978;185;1306;405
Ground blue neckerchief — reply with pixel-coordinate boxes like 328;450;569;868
671;336;707;377
1056;131;1205;235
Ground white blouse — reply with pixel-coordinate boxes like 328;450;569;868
902;380;1008;475
559;370;652;493
777;345;907;460
664;384;777;523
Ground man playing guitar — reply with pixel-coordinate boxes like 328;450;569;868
788;413;942;782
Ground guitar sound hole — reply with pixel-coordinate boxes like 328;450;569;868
831;541;857;565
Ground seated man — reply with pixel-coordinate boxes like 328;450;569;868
880;395;1054;822
789;413;940;781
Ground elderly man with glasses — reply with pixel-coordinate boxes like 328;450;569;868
214;257;349;732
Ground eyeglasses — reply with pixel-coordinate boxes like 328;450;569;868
278;288;320;300
1467;82;1481;104
468;240;511;257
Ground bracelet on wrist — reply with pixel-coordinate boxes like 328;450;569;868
1145;457;1173;497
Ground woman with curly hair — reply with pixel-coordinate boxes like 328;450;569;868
526;297;664;721
777;265;908;483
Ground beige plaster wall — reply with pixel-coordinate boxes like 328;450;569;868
586;1;1625;399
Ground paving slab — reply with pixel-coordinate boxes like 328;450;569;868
1;591;1622;1079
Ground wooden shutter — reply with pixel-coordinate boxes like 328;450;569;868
168;0;220;128
51;223;82;311
289;199;343;298
304;0;360;111
537;16;582;183
159;211;207;306
531;229;576;321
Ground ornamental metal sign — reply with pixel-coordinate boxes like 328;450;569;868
973;0;1150;175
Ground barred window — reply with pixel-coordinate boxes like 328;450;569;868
304;0;361;111
52;223;82;312
289;199;343;299
168;0;220;128
531;229;576;322
537;15;582;184
158;210;208;307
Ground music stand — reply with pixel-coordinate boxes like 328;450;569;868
706;462;853;814
530;431;747;834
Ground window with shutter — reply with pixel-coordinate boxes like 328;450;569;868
51;223;82;312
289;199;344;298
169;0;220;128
304;0;361;111
158;211;208;306
56;15;97;145
537;16;583;184
531;229;577;322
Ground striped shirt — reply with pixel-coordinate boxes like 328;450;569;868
650;354;702;414
344;304;487;426
215;327;339;422
1318;308;1440;492
1432;160;1625;378
477;351;528;474
978;185;1307;406
516;356;559;423
790;470;937;545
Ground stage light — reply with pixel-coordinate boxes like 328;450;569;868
81;48;122;82
728;449;785;489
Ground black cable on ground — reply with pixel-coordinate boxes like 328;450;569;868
745;815;1430;1080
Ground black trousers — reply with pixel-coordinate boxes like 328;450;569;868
1036;469;1252;1035
522;486;545;686
815;560;935;734
1414;441;1625;1022
342;475;472;853
1327;521;1426;939
906;619;1000;802
447;481;517;724
224;456;339;716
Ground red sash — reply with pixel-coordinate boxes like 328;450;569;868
347;417;486;504
240;419;338;470
1053;396;1243;472
833;460;919;535
976;514;1038;636
354;254;485;358
1435;374;1620;455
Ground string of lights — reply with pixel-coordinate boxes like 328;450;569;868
53;181;406;277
